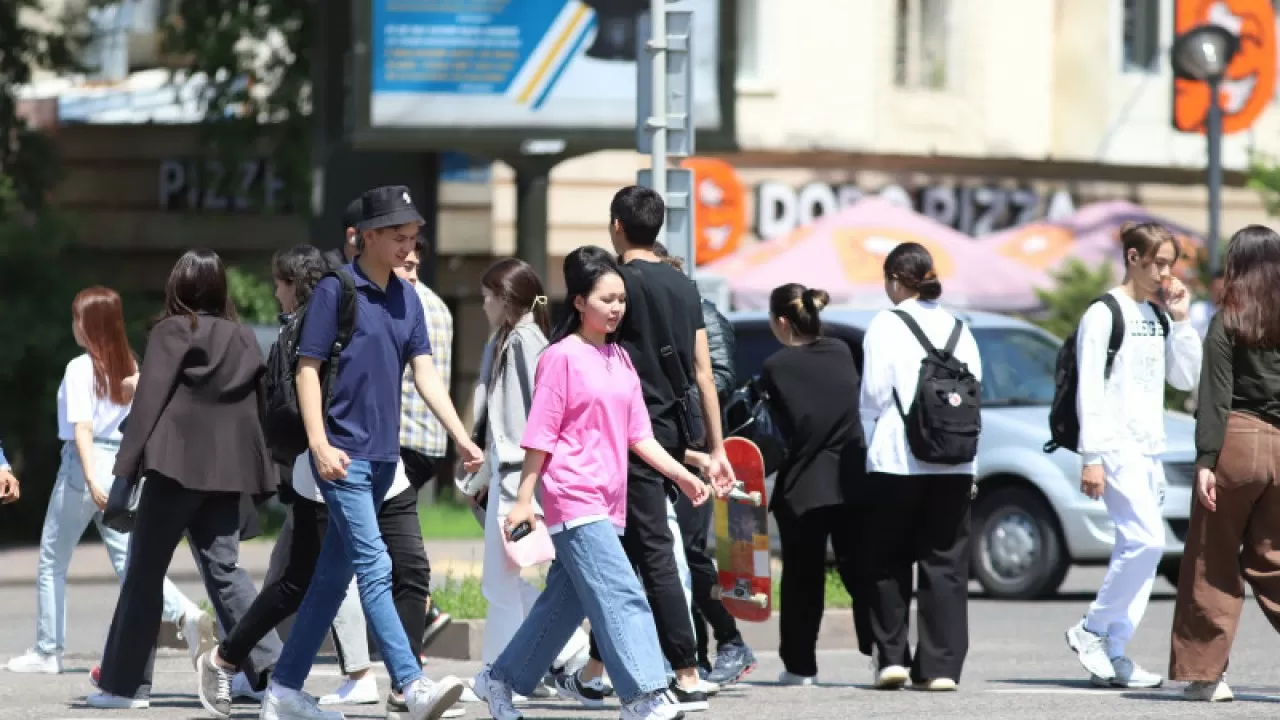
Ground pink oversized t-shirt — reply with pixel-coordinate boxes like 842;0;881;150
520;336;653;532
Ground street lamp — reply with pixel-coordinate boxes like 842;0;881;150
1171;24;1240;274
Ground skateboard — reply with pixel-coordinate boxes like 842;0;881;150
711;436;772;622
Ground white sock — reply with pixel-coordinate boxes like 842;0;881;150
269;682;300;701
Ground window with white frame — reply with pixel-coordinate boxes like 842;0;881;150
894;0;951;90
737;0;761;85
1122;0;1161;72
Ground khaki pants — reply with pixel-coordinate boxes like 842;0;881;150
1169;411;1280;681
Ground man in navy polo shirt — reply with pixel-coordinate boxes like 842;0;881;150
262;186;483;720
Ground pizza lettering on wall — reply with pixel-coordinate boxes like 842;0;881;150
1173;0;1277;134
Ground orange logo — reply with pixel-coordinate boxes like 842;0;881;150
1173;0;1277;134
993;224;1076;271
831;228;955;284
681;157;747;266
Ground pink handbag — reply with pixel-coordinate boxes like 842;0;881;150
503;518;556;569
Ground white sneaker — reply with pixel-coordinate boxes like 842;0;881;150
86;692;150;709
5;649;60;674
1090;657;1162;689
319;674;380;705
404;676;466;720
1184;677;1233;702
474;666;521;720
1065;619;1115;680
876;665;909;690
912;678;957;692
777;671;816;686
622;690;684;720
181;606;217;669
262;687;346;720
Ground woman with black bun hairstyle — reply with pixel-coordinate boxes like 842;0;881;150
759;283;865;686
858;241;982;692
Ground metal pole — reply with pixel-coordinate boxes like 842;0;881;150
515;161;550;282
650;0;667;201
1206;75;1224;275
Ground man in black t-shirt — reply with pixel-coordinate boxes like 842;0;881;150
564;186;735;709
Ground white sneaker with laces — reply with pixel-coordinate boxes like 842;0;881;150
262;687;346;720
404;676;466;720
622;690;684;720
475;666;522;720
87;692;150;709
1090;657;1162;689
319;674;380;705
1065;619;1115;680
1184;677;1232;702
5;649;60;674
181;606;216;669
777;671;816;687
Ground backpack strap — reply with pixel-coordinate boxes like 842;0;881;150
1096;294;1125;380
329;268;358;353
891;309;940;354
1147;301;1170;338
942;318;964;355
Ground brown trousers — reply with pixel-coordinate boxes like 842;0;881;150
1169;411;1280;681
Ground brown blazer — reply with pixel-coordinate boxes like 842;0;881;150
114;314;275;496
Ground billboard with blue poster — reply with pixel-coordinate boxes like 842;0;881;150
366;0;723;134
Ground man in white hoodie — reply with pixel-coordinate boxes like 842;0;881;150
1065;222;1202;689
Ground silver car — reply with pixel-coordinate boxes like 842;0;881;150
727;306;1196;600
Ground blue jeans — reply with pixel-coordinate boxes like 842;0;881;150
36;441;191;655
491;519;667;704
271;460;422;692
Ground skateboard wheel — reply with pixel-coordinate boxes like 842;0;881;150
711;585;724;601
750;593;768;608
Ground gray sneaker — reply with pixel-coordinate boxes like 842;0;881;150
705;644;757;686
197;650;233;719
1065;620;1115;680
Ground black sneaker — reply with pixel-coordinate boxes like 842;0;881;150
667;678;709;712
422;603;453;652
554;670;608;708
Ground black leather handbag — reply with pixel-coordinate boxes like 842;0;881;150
102;475;143;533
724;377;789;476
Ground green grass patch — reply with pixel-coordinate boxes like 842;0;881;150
417;502;485;540
771;569;853;611
431;574;489;620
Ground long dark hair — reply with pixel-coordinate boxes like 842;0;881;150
883;242;943;301
549;246;623;345
1220;224;1280;349
481;258;551;385
73;287;136;405
272;245;328;308
769;283;830;338
163;249;237;329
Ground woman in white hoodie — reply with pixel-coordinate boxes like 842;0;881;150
858;242;982;692
469;259;591;691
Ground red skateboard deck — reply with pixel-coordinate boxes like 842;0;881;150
712;437;772;622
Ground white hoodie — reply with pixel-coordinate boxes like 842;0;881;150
1075;288;1202;465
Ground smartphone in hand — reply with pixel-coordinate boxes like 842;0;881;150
508;521;533;543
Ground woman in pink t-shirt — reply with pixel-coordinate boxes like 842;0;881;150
474;246;708;720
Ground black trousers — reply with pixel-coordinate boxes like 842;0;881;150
774;503;860;678
99;475;281;697
590;463;698;670
674;491;743;666
220;484;431;682
860;472;973;683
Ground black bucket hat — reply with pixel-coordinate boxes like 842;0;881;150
355;185;425;233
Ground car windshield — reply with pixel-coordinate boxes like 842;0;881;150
971;327;1059;407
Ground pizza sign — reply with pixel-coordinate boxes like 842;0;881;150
1173;0;1277;135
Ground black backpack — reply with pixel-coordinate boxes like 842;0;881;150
891;310;982;465
262;269;358;466
1043;294;1169;454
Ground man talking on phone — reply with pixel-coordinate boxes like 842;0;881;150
1065;222;1202;690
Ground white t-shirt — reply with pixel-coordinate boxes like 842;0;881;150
859;298;984;477
57;354;131;443
290;451;411;504
1076;288;1202;464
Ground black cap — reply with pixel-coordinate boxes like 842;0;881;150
355;185;425;233
341;198;362;233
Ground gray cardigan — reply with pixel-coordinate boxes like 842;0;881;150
473;318;548;516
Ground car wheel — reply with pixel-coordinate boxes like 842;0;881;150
1158;557;1181;590
971;485;1069;600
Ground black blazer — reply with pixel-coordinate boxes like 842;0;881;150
114;314;275;496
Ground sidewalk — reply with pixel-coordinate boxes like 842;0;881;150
0;538;494;587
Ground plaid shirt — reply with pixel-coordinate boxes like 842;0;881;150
401;283;453;458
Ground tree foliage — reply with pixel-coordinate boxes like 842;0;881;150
227;265;280;324
1248;152;1280;218
160;0;312;210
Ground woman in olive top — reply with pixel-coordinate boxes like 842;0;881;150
1170;225;1280;703
759;283;864;686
